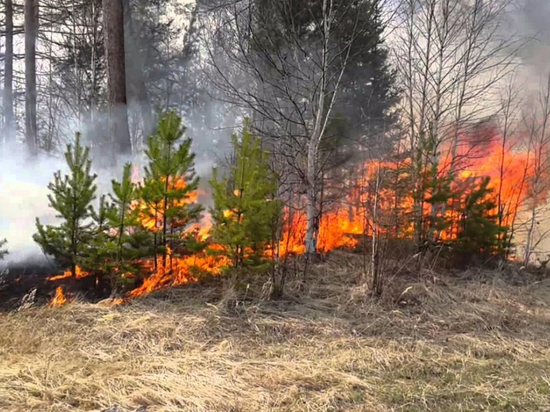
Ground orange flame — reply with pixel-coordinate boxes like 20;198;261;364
48;127;539;302
127;251;230;298
48;266;91;281
49;286;67;307
133;177;199;232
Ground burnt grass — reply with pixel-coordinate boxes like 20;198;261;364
0;259;113;311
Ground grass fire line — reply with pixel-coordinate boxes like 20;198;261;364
47;152;531;307
32;114;536;308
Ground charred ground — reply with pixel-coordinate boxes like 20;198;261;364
0;259;114;311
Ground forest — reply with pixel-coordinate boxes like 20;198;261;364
2;0;550;411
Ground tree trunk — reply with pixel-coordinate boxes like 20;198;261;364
25;0;38;155
122;0;155;142
524;199;538;267
103;0;132;158
305;126;322;255
3;0;14;144
371;163;382;295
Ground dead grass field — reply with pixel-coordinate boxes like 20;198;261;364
1;254;550;412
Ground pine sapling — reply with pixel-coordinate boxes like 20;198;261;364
109;163;141;261
210;119;281;268
34;133;97;277
140;110;203;266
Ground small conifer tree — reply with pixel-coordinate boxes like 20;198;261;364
34;133;97;277
108;163;142;261
454;176;507;258
140;110;203;265
210;119;281;268
88;163;151;289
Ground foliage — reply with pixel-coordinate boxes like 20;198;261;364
454;176;508;259
139;110;203;264
210;119;282;268
33;133;97;276
87;164;151;290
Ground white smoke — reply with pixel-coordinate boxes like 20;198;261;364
0;99;235;264
0;143;66;262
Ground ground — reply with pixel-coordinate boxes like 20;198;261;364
1;253;550;412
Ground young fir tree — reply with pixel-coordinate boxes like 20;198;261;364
34;133;97;277
85;194;116;288
108;163;142;261
140;110;203;265
88;163;150;289
210;119;281;268
454;176;507;258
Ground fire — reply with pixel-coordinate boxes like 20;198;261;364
133;177;199;231
127;250;230;298
49;286;67;307
276;125;535;254
44;126;539;304
126;174;230;298
48;265;90;281
185;213;213;241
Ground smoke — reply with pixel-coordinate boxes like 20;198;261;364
0;97;236;264
0;143;65;263
514;0;550;72
502;0;550;95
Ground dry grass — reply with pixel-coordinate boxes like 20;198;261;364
1;254;550;412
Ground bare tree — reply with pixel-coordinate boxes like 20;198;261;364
393;0;521;247
521;73;550;265
493;75;528;256
202;0;394;255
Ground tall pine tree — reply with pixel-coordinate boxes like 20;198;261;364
210;119;281;268
34;133;97;276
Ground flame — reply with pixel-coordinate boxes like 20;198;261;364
48;266;91;281
275;125;536;254
125;175;230;298
49;286;67;307
127;251;230;298
46;127;540;302
133;177;199;232
186;213;213;241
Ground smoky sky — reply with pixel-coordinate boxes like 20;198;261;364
512;0;550;73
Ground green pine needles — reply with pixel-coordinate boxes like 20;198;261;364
210;119;281;268
140;110;203;265
34;133;97;277
33;110;206;286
